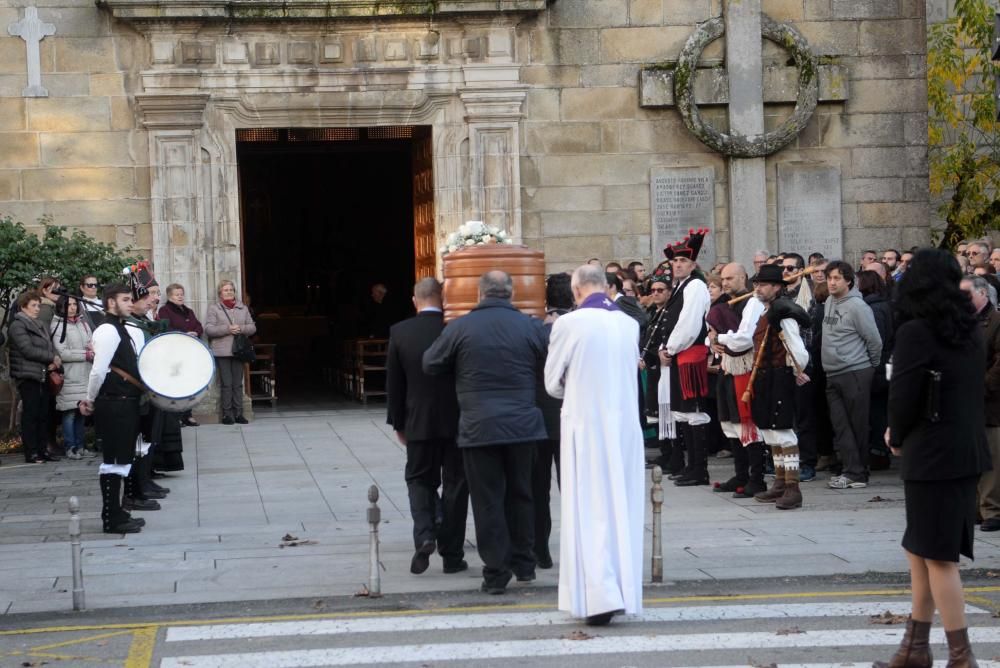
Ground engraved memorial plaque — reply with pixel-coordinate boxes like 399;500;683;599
650;166;716;270
777;163;843;260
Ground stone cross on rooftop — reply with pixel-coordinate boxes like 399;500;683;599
640;0;849;268
8;6;55;98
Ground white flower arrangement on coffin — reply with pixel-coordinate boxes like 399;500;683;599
442;220;514;255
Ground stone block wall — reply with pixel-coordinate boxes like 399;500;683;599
0;0;149;253
517;0;930;271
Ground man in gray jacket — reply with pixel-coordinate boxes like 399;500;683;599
822;261;882;488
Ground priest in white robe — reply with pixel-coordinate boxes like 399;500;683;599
544;264;645;626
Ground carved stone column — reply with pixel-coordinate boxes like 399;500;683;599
135;94;216;317
460;88;526;241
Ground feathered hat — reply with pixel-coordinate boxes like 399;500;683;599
663;228;709;262
122;261;157;299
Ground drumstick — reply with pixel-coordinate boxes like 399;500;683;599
728;266;818;305
742;322;770;404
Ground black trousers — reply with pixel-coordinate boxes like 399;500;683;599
463;443;535;584
17;379;49;460
405;438;469;566
794;364;818;468
531;439;561;559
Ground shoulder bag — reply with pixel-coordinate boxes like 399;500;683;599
221;304;256;363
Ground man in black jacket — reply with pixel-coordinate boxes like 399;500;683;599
386;278;469;575
423;270;548;594
962;276;1000;532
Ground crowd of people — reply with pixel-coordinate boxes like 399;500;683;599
5;267;257;534
386;233;994;665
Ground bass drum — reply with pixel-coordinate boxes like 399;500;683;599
138;332;216;412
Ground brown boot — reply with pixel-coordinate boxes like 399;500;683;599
944;628;978;668
754;469;785;503
872;617;932;668
775;481;803;510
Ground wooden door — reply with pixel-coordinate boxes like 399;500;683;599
412;126;436;280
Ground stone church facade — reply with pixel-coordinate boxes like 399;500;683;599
0;0;929;317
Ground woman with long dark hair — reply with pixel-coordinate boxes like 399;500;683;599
875;248;990;668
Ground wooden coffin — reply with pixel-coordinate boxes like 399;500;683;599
442;245;546;321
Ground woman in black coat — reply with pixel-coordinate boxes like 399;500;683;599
876;248;990;668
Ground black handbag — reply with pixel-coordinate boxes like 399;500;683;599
221;304;256;363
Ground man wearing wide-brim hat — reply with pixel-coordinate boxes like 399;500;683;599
745;264;812;510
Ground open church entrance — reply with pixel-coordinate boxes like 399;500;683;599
237;126;435;404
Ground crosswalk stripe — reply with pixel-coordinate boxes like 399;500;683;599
164;601;988;642
160;626;1000;668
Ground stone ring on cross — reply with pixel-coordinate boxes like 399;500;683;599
674;15;818;159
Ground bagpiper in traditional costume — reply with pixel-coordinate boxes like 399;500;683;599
81;283;146;533
657;229;712;487
709;264;769;498
746;264;811;510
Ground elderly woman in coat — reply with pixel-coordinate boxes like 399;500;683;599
50;296;95;459
8;290;60;463
204;279;256;424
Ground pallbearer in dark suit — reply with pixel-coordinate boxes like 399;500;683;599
386;278;469;576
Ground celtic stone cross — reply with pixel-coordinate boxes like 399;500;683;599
8;7;56;98
640;0;847;267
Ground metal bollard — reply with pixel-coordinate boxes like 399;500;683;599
68;496;86;611
650;466;664;583
367;485;383;598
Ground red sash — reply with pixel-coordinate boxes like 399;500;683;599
676;344;709;401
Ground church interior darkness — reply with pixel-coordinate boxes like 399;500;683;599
237;127;417;400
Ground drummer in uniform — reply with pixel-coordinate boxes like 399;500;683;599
122;263;177;511
79;283;146;534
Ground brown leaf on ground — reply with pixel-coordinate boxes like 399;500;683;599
870;611;909;625
565;630;593;641
775;626;804;635
279;539;318;548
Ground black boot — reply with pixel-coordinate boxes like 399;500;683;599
715;438;748;492
100;474;142;534
138;456;167;498
664;437;687;478
733;442;767;498
123;463;161;511
675;424;709;486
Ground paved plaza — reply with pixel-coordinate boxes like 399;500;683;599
2;403;1000;616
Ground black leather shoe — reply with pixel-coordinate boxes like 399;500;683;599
235;415;249;424
146;480;170;494
142;488;167;499
480;571;512;594
443;560;468;574
515;570;536;583
713;477;747;493
221;416;235;425
535;550;554;570
674;476;710;487
123;497;161;511
585;610;622;626
982;518;1000;532
181;416;200;427
410;539;435;575
104;519;142;534
667;470;689;481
